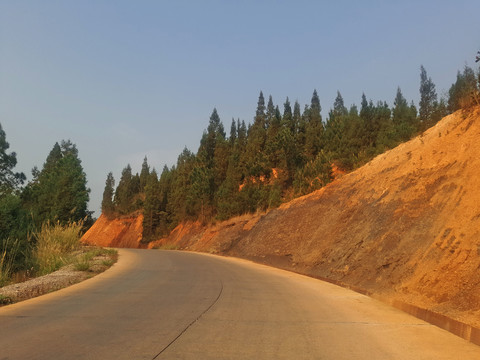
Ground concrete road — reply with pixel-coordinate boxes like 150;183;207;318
0;249;479;359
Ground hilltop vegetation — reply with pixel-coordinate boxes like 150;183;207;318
104;63;480;242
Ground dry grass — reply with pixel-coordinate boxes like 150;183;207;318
0;239;19;287
34;221;83;275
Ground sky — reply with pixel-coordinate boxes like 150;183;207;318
1;0;479;217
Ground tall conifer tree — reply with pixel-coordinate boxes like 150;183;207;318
101;172;115;218
419;65;438;127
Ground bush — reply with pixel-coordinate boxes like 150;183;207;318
34;221;83;275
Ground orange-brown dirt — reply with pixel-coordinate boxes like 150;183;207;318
82;213;146;248
83;108;480;329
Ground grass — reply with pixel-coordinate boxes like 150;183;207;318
0;294;12;305
0;239;19;287
33;222;118;276
74;254;91;271
34;221;83;275
73;248;117;271
102;258;115;267
153;243;179;250
1;222;118;305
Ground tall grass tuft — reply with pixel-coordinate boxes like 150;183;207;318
0;239;19;287
34;221;83;275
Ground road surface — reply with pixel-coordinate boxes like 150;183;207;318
0;249;479;359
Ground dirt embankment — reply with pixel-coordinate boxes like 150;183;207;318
82;214;145;248
84;108;480;330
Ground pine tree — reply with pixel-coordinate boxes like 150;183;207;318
243;92;269;177
325;91;348;156
419;65;438;128
265;96;282;167
359;93;376;149
24;140;90;227
392;87;418;141
114;164;135;215
101;172;115;218
167;148;196;226
256;91;266;124
265;95;275;129
282;97;293;130
203;108;225;168
142;169;164;241
229;118;237;146
139;156;150;191
304;90;324;159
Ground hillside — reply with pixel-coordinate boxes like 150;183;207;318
82;214;146;248
83;108;480;331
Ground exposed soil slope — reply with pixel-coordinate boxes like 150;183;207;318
82;214;145;248
84;108;480;329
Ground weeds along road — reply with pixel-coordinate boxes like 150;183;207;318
0;249;479;360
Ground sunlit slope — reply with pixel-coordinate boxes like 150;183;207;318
82;214;145;248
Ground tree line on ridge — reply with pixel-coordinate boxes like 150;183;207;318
102;64;480;242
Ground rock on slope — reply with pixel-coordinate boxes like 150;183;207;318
84;108;480;328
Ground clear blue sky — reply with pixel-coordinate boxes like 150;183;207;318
1;0;479;216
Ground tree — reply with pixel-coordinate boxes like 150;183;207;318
114;164;136;214
0;122;25;196
101;172;115;218
255;91;266;122
229;118;237;146
24;140;91;227
167;148;196;226
243;92;269;177
304;90;324;158
265;96;283;168
325;91;348;155
419;65;438;128
142;169;167;241
448;65;479;111
0;127;29;266
293;151;332;195
139;156;150;191
392;87;418;141
201;108;225;168
58;141;91;223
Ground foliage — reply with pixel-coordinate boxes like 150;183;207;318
23;141;91;229
0;123;26;196
101;172;115;218
448;65;480;111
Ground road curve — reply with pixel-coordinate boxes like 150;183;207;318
0;249;479;359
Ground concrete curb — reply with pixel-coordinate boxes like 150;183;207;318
389;300;480;346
